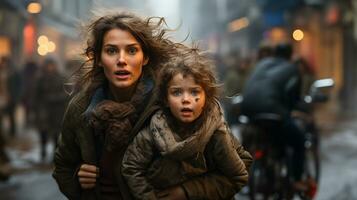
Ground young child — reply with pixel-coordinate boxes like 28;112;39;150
122;48;252;200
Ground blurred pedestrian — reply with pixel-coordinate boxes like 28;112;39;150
22;59;39;127
0;56;23;138
0;57;9;138
241;43;307;191
256;44;274;61
0;56;11;181
223;57;252;125
34;57;67;162
294;57;316;96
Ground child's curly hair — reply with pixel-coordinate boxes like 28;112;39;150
156;47;219;109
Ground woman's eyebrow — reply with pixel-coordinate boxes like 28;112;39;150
103;43;140;47
103;44;117;48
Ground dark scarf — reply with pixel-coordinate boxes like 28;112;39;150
150;100;228;160
88;76;153;152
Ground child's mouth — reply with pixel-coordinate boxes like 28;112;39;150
181;108;193;116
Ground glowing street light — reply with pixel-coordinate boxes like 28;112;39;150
228;17;250;32
48;41;56;52
37;35;56;56
27;2;42;14
37;35;48;45
293;29;304;41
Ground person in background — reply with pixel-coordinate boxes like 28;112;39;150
22;59;39;127
223;57;252;126
0;56;12;180
241;43;306;191
294;57;316;96
35;57;67;162
1;57;23;138
256;44;274;61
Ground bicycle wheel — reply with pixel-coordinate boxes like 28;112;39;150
249;159;273;200
301;132;320;199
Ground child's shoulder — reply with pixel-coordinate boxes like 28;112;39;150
209;126;241;149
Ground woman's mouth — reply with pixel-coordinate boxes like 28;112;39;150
114;70;130;79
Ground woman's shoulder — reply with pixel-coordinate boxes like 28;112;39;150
66;90;91;114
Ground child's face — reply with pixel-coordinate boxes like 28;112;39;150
167;73;206;124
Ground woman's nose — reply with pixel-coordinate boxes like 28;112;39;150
117;51;126;66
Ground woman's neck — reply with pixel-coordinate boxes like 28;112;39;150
108;83;137;102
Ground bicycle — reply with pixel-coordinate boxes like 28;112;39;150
231;78;334;200
240;113;319;200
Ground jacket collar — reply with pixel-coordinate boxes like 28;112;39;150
83;74;154;120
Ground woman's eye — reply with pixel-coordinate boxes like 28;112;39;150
128;47;138;55
105;47;117;55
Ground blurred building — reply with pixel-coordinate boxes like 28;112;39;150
182;0;357;116
0;0;95;69
338;0;357;114
35;0;94;68
0;0;30;63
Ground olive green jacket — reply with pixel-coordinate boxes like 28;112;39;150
122;109;252;200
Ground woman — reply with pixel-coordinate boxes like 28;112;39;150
53;12;251;200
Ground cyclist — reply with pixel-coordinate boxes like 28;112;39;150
241;43;307;191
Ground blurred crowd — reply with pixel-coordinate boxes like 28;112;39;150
0;55;75;180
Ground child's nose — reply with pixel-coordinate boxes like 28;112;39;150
181;93;191;103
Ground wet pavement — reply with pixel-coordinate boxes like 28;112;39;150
316;119;357;200
0;105;66;200
0;127;65;200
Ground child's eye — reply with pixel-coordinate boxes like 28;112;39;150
191;89;201;96
128;47;138;55
171;90;182;96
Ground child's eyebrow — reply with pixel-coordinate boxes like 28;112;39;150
168;86;182;89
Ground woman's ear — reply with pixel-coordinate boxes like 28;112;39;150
143;56;149;66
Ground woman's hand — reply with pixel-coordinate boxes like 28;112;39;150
157;186;187;200
77;164;99;189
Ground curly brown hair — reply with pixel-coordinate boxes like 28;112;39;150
75;11;178;95
157;47;219;109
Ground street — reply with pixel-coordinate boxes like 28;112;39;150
0;107;357;200
1;0;356;200
0;107;66;200
316;119;357;200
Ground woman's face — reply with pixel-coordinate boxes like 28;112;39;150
167;73;206;124
100;28;148;90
